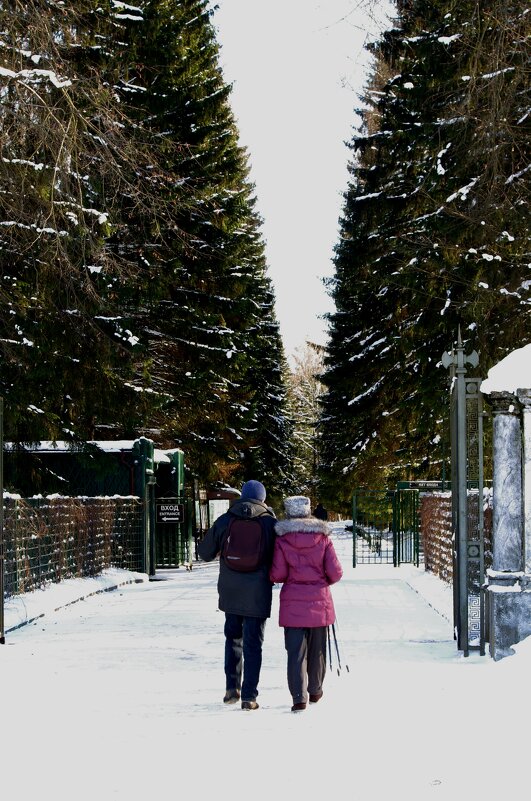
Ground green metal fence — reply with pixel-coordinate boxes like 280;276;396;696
352;490;395;566
2;495;144;599
352;489;420;567
395;489;420;566
0;435;209;638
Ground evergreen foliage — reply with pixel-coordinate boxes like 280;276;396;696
0;0;293;496
237;297;296;504
113;0;293;491
288;342;326;503
0;0;147;443
320;0;530;507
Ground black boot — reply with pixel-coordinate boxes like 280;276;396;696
291;702;307;712
223;689;241;704
241;700;259;710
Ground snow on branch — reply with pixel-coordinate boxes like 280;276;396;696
0;66;72;89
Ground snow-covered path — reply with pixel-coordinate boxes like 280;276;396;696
2;529;528;800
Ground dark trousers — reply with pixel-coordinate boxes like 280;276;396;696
284;626;327;704
224;613;267;702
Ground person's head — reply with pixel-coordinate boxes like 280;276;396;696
240;480;267;503
283;495;311;519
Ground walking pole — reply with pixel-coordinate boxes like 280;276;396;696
331;622;349;674
327;625;333;671
331;623;341;674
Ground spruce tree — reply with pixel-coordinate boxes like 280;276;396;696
0;0;152;443
320;0;530;507
111;0;293;488
0;0;293;497
289;343;326;503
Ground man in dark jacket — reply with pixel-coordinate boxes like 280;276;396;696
313;502;328;521
198;480;276;711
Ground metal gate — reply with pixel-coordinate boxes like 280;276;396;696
396;489;421;565
352;489;419;567
1;396;4;644
155;495;194;568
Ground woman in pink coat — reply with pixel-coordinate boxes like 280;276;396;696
270;495;343;712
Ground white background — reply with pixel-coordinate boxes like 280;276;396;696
211;0;393;360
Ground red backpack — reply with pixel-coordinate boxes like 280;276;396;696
222;516;267;572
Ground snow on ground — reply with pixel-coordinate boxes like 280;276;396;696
2;524;530;800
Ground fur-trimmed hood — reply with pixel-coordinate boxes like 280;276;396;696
274;517;330;537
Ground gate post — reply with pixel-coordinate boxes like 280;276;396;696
352;494;357;568
519;390;531;574
489;393;523;572
483;390;531;659
0;397;4;644
442;330;484;656
133;437;156;576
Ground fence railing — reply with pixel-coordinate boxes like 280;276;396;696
420;490;492;585
3;495;144;599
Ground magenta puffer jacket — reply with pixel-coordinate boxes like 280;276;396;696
269;517;343;628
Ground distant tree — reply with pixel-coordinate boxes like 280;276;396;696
238;299;296;504
319;0;530;506
288;342;326;504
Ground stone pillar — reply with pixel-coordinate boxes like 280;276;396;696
486;392;531;660
517;389;531;574
490;392;523;572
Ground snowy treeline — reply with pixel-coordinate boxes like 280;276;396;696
319;0;530;504
0;1;293;498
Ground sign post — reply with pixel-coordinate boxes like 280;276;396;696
1;397;5;644
156;501;185;525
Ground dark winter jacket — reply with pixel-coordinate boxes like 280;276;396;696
270;517;343;627
313;503;328;521
198;498;277;619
